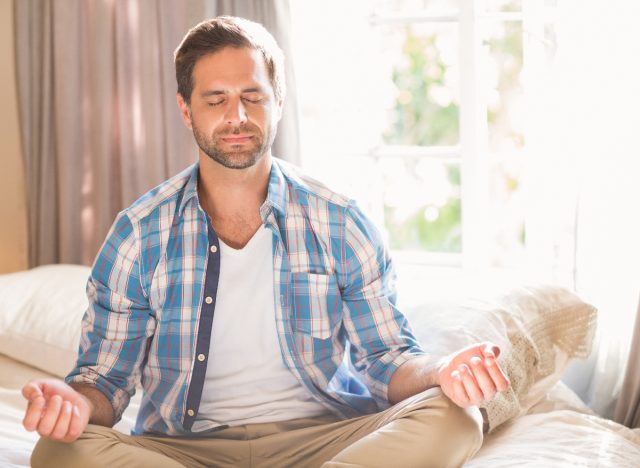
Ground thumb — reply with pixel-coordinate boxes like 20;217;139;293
21;381;44;401
482;344;501;360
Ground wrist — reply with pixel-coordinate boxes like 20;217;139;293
68;383;99;420
429;356;447;388
78;391;95;416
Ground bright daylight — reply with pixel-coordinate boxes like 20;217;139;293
0;0;639;466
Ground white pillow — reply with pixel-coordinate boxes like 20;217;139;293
404;285;597;431
0;264;90;378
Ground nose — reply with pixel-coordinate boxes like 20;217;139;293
224;97;247;126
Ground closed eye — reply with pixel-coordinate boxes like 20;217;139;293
242;93;265;104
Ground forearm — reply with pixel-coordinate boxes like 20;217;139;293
69;383;115;427
387;355;444;405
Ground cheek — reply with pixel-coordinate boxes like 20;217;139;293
247;105;267;120
193;108;225;129
249;106;276;130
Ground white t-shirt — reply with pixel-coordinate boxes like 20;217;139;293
194;225;330;429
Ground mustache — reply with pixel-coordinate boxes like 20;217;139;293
215;123;260;137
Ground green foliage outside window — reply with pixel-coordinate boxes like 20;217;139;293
383;27;462;253
384;165;462;252
383;30;459;146
382;16;524;257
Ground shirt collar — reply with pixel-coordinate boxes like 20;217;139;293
178;159;288;218
263;158;287;217
177;162;200;216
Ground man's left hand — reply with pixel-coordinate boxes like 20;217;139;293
437;342;510;408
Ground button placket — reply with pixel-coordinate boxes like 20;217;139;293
183;220;220;431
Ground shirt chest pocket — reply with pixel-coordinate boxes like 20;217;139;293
290;272;343;340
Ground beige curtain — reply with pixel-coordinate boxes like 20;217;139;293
15;0;298;267
614;297;640;428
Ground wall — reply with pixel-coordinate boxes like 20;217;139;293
0;0;29;273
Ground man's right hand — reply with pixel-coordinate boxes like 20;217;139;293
22;379;92;443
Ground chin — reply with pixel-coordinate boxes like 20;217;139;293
210;150;265;170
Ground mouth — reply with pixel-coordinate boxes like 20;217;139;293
220;134;254;144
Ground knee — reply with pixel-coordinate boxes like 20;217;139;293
31;437;63;468
440;397;484;452
409;389;484;448
31;436;100;468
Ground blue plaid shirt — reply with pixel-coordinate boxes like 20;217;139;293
66;158;425;436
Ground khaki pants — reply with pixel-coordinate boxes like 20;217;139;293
31;388;483;468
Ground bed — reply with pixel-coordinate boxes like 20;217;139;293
1;265;639;467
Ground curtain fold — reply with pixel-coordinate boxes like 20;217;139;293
15;0;297;267
614;297;640;428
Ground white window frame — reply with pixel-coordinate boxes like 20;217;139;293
368;1;540;272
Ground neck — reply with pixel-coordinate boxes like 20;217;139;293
197;151;272;221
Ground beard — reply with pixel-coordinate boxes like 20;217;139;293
191;118;276;170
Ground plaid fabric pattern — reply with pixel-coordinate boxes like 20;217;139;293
66;159;425;435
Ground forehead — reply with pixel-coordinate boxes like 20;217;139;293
192;46;271;91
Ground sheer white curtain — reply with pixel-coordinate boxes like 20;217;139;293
524;0;640;418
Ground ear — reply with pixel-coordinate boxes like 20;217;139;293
177;93;193;130
274;98;284;123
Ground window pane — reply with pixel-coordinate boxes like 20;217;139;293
485;20;524;152
483;20;526;267
381;23;460;146
380;157;461;252
484;0;522;12
372;0;460;15
488;150;526;267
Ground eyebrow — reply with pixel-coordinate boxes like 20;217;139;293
200;90;226;97
200;87;265;98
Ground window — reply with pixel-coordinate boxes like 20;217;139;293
290;0;557;280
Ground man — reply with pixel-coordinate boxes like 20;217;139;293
22;16;509;467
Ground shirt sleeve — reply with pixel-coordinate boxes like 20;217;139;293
338;200;425;408
65;211;156;423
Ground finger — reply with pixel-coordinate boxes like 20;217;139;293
459;364;484;405
484;357;511;392
450;370;470;407
21;382;44;401
62;405;86;443
23;395;46;431
37;394;63;437
482;344;501;360
469;356;497;401
50;400;73;440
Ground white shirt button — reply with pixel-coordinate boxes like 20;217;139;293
205;296;213;304
210;245;218;253
197;354;206;362
187;409;195;417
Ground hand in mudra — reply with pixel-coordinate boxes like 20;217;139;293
438;342;510;408
22;379;91;443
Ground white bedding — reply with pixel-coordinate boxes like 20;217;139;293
0;355;140;468
1;355;639;468
1;267;639;466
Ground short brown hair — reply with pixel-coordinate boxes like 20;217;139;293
174;16;286;105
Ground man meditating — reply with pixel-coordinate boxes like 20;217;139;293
22;16;509;467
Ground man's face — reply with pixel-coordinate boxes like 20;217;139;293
179;47;282;170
